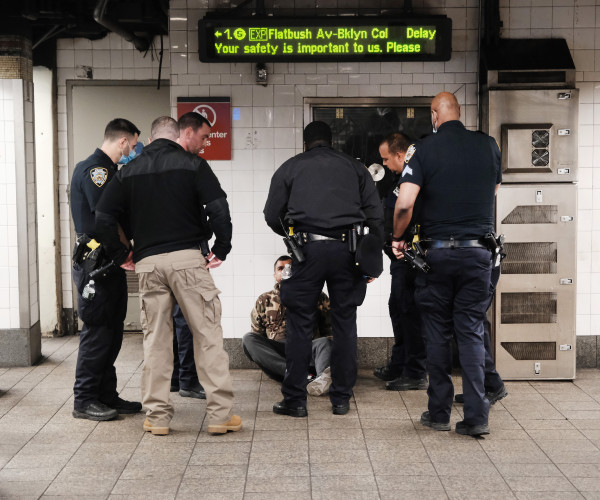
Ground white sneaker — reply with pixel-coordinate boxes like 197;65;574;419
307;367;332;396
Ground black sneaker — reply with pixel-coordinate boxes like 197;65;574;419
455;385;507;405
456;420;490;436
73;402;119;421
486;384;507;405
170;384;180;392
179;386;206;399
104;397;142;414
332;402;350;415
386;377;428;391
273;400;308;418
420;411;451;431
373;365;402;382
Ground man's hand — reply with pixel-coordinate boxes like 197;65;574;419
120;250;135;271
391;240;408;259
205;252;223;269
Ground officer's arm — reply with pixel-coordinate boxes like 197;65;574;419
392;182;420;241
205;197;232;261
95;179;130;265
359;170;385;243
263;167;289;236
495;183;500;195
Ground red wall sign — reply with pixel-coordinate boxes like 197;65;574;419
177;97;231;160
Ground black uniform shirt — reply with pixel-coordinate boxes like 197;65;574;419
401;120;501;240
264;144;384;241
96;139;232;264
70;148;117;237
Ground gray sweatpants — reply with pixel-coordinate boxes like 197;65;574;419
242;333;331;382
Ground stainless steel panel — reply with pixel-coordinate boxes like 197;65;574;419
495;183;576;380
488;89;578;183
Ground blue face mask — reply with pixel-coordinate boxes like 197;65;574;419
119;142;143;164
119;150;136;164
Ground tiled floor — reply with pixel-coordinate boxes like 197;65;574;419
1;335;600;499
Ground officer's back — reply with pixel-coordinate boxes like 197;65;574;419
407;122;499;239
264;126;382;240
100;138;228;264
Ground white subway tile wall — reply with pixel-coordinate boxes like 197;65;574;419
0;79;38;329
53;1;600;338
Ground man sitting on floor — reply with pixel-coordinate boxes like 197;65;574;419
242;255;333;396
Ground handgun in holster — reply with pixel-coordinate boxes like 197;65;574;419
280;217;305;263
482;232;506;267
348;222;363;253
403;225;430;274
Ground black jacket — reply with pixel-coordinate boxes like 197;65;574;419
264;143;384;242
96;139;232;264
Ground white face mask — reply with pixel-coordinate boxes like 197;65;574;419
432;116;438;134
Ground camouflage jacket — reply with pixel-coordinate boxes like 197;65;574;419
250;283;332;342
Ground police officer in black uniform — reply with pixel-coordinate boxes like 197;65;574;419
264;121;384;417
375;132;427;391
392;93;501;436
70;118;142;421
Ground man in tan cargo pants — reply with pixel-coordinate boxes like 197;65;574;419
95;115;241;436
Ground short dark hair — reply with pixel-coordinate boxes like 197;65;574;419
381;132;411;155
178;112;211;132
150;116;178;141
303;121;332;146
104;118;140;141
274;255;292;270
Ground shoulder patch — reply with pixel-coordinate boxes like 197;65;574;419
404;144;416;163
402;166;413;177
90;167;108;187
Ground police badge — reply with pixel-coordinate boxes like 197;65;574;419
90;167;108;187
404;144;416;163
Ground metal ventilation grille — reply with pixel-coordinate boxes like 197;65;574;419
501;292;557;324
502;242;557;274
501;205;558;224
126;271;139;293
532;130;549;148
532;148;550;166
500;341;556;360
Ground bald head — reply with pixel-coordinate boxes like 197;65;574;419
431;92;461;129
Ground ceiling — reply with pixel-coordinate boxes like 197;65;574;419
3;0;168;54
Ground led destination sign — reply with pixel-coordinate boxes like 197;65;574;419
199;17;452;62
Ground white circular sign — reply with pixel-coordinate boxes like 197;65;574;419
192;104;217;126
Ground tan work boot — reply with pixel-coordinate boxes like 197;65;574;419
208;415;242;435
143;418;169;436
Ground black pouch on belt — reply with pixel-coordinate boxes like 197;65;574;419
355;233;384;278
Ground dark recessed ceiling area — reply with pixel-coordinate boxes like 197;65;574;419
2;0;168;66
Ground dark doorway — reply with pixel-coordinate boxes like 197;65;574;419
312;102;432;197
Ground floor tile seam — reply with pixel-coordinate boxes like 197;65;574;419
0;384;82;476
357;389;410;500
106;410;161;497
244;372;270;499
479;394;565;499
1;340;82;421
398;390;443;493
40;336;80;362
529;380;600;453
169;411;206;499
